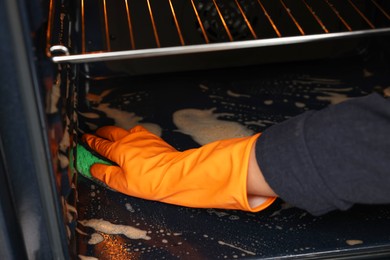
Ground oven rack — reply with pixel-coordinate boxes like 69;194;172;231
46;0;390;64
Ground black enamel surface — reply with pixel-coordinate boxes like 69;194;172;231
75;55;390;259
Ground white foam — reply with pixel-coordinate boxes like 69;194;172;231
383;87;390;97
88;233;104;245
316;92;351;104
79;219;151;240
173;108;254;145
294;102;306;108
78;255;99;260
227;90;250;98
346;239;363;246
96;103;162;136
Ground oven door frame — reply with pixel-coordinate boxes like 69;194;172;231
0;0;69;259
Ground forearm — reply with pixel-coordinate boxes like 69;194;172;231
254;93;390;215
247;143;277;208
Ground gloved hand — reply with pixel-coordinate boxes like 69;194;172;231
82;125;276;212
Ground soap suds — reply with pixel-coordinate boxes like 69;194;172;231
78;112;100;119
363;69;373;77
199;84;209;91
270;202;293;217
245;119;276;128
76;228;88;236
86;89;113;104
79;219;151;240
294;102;306;108
346;239;363;246
125;203;135;212
316;92;351;104
173;108;254;145
84;122;98;131
63;198;77;223
78;255;99;260
88;233;104;245
95;103;162;136
314;87;353;104
292;77;342;87
46;77;61;114
383;86;390;97
227;90;250;98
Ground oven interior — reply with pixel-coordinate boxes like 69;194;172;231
42;0;390;259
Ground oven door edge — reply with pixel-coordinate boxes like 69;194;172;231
0;0;69;259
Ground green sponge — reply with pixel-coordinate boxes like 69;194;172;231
74;143;115;188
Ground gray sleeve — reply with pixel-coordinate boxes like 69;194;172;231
256;93;390;216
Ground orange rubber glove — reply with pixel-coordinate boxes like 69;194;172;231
82;125;276;212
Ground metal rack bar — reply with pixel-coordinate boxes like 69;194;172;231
146;0;161;47
303;0;329;33
234;0;257;39
169;0;186;45
125;0;136;49
256;0;281;37
81;0;86;53
49;27;390;63
46;0;55;56
348;0;375;29
280;0;305;36
212;0;234;41
46;0;390;63
372;0;390;21
102;0;111;51
190;0;210;43
324;0;352;31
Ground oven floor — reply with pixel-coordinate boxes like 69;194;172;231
75;55;390;259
